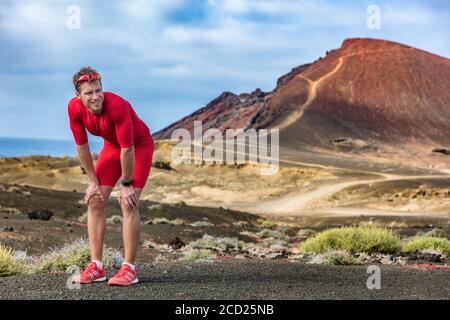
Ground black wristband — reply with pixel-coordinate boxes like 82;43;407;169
120;179;133;187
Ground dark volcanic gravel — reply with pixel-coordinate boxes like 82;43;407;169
0;260;448;300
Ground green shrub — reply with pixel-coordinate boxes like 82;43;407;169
36;238;123;273
300;226;402;254
257;219;278;229
0;244;27;277
145;217;186;225
257;229;290;241
184;249;215;262
403;236;450;253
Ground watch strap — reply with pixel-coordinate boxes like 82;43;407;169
120;179;133;187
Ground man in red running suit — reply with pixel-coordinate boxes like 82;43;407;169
68;66;154;286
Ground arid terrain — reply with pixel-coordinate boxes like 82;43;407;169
0;138;448;263
0;38;449;299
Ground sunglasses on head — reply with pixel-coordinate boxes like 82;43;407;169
76;72;101;85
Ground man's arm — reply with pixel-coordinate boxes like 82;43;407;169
110;99;134;180
77;143;98;184
110;100;138;209
119;146;138;210
77;143;104;204
68;104;103;204
120;146;135;182
69;103;94;182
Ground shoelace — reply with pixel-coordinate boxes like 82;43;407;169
83;263;100;279
115;267;135;281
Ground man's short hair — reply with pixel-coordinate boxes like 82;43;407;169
73;66;102;92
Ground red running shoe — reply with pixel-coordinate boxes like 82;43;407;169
108;264;138;286
72;262;106;284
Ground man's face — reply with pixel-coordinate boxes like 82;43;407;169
76;81;104;115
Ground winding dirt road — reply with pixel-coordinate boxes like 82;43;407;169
243;174;450;216
191;135;450;216
187;45;448;218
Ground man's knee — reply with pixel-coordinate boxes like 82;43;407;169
88;195;108;212
120;189;141;217
120;202;140;218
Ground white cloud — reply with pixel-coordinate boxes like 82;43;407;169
0;0;449;138
221;0;250;14
0;2;66;41
151;64;194;77
115;0;185;20
207;0;364;26
163;18;251;45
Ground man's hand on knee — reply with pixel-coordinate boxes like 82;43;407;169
119;186;138;210
85;182;105;206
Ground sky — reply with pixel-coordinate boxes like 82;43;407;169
0;0;449;140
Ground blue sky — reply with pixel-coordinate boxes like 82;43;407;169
0;0;449;140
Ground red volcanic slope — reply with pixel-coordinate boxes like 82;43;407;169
153;38;450;151
154;89;267;139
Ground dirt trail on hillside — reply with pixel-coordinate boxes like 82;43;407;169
275;57;344;129
276;47;416;130
239;174;450;215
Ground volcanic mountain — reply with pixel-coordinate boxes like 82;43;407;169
153;38;450;163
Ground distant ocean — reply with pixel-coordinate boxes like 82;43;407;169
0;137;103;157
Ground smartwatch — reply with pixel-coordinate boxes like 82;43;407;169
120;179;133;187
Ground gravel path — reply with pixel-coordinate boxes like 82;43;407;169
0;260;448;300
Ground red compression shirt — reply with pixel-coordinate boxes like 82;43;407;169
68;92;152;148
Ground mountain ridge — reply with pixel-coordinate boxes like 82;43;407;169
154;38;450;161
